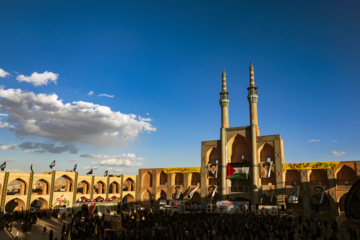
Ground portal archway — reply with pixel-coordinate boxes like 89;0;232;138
94;181;106;194
123;178;135;191
30;198;48;211
5;198;26;213
54;175;73;192
77;181;90;194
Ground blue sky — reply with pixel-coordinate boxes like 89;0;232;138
0;0;359;175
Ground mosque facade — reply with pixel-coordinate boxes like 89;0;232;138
137;63;360;217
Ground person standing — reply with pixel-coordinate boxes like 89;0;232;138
42;225;47;235
49;229;54;240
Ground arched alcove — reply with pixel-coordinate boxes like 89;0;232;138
310;169;328;186
175;173;183;185
208;147;221;185
336;165;357;185
285;170;301;186
109;181;120;194
260;143;275;162
123;194;134;205
77;181;90;194
141;190;152;206
159;171;167;186
191;173;200;186
5;198;26;213
30;198;48;211
338;193;347;213
159;190;167;200
142;171;152;187
54;175;73;192
7;178;27;195
231;135;250;163
123;178;135;191
94;181;106;194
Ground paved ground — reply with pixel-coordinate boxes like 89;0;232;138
0;217;70;240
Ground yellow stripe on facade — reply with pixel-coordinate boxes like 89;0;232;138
282;162;340;170
164;167;201;173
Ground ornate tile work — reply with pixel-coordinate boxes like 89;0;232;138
26;173;34;211
90;176;95;199
72;172;78;204
48;171;56;210
106;176;110;199
0;172;9;214
120;175;124;199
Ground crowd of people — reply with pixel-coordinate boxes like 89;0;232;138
64;208;357;240
0;207;359;240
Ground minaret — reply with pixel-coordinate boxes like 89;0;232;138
220;67;229;199
220;67;229;128
247;61;259;135
247;61;260;205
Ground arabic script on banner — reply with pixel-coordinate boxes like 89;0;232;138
282;162;340;170
164;167;201;173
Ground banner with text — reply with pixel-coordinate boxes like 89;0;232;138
283;162;339;170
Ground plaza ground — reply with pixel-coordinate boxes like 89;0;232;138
0;216;71;240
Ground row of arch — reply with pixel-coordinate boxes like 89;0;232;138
5;176;135;196
142;171;201;188
4;193;136;214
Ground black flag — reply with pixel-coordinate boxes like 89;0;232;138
49;160;56;169
0;161;6;171
104;170;108;177
86;169;93;175
30;164;34;173
73;164;77;172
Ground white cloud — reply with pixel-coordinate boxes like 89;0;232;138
83;166;98;170
0;88;156;145
0;144;17;150
92;158;143;167
0;120;15;129
98;94;114;98
146;113;149;115
81;153;138;159
88;91;94;96
138;116;151;122
308;139;320;143
105;167;124;172
0;113;8;117
323;150;346;156
330;151;346;156
16;71;58;86
0;69;9;78
18;141;79;154
331;140;338;143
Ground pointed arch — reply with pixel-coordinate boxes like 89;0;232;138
141;190;152;207
158;190;167;200
54;175;73;192
191;173;200;186
285;170;301;186
336;165;357;186
123;178;135;191
109;181;120;194
338;193;347;213
142;171;152;187
31;197;49;211
175;173;183;185
159;171;167;186
77;180;91;194
94;181;106;194
123;194;134;205
230;134;251;163
310;169;328;186
33;179;50;195
7;178;27;195
5;198;26;213
260;143;274;163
